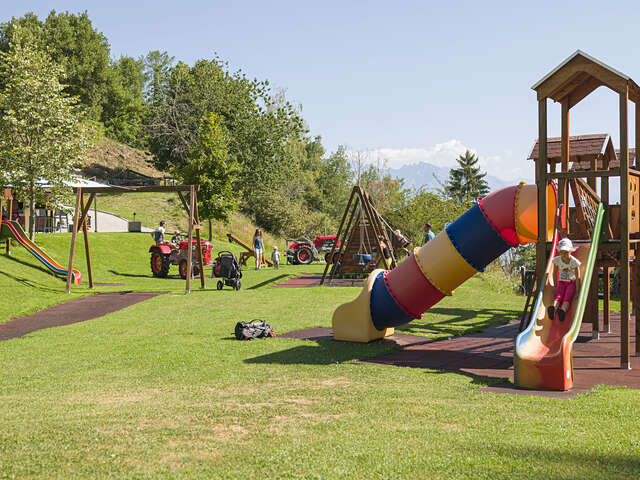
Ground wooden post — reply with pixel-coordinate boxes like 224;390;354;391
536;98;548;282
602;152;610;240
619;89;631;369
185;186;195;294
635;102;640;354
65;189;83;293
632;260;640;351
589;263;599;339
80;192;94;289
193;191;205;289
603;267;611;334
320;187;356;285
560;99;570;227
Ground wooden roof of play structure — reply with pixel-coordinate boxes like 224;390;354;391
528;134;614;163
532;50;640;106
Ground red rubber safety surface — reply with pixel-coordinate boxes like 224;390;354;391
477;185;519;247
0;292;164;341
384;255;445;319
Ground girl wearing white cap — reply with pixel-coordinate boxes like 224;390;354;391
548;238;581;322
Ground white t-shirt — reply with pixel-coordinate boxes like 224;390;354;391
154;226;165;242
552;255;581;282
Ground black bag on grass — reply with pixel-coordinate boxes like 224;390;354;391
234;319;275;340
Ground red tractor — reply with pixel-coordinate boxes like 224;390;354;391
286;235;340;265
149;239;212;279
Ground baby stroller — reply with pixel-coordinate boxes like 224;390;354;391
212;251;242;290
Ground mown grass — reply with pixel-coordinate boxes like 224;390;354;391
0;233;639;479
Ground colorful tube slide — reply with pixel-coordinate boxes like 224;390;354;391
514;203;604;390
332;182;555;342
0;220;81;284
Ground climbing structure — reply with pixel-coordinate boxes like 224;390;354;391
320;186;397;285
527;50;640;373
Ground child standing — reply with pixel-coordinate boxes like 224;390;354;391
548;238;581;322
271;246;280;269
253;229;264;270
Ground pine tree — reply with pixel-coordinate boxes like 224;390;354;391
0;29;89;239
444;150;490;206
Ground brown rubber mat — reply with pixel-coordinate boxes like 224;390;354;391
271;274;364;288
281;313;639;398
0;292;164;340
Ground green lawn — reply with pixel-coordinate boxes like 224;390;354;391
0;233;639;479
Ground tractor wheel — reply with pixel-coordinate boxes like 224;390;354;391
151;252;170;277
295;246;313;265
235;279;242;291
179;259;188;279
217;280;223;290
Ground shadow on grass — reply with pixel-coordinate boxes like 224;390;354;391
245;338;396;366
397;306;520;338
0;269;65;293
248;274;290;290
2;253;56;277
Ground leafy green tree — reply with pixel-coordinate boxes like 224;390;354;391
145;56;306;209
177;113;238;239
0;32;89;239
102;56;147;147
444;150;489;206
143;50;174;104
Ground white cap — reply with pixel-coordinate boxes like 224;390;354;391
558;238;574;252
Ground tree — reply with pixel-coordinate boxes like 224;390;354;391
177;113;238;239
143;50;174;105
444;150;489;206
0;31;89;239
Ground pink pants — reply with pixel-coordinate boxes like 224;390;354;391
554;280;576;304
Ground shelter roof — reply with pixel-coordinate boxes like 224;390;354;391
532;50;640;105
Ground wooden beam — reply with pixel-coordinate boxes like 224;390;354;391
567;76;603;109
560;98;569;227
185;186;195;294
71;185;199;194
632;260;640;352
536;98;548;282
80;192;94;289
193;192;205;289
603;267;611;333
602;150;610;240
589;263;599;338
177;191;191;218
320;187;356;285
547;169;620;179
620;88;631;369
65;189;83;293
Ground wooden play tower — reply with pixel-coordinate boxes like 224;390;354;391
531;50;640;369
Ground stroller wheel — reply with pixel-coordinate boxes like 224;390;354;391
217;280;223;290
235;279;241;290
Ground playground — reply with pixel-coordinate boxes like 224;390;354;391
2;50;640;478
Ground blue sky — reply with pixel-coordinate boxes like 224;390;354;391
5;1;640;183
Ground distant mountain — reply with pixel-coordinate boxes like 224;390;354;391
388;162;510;193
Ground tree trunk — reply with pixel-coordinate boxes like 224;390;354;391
208;219;212;242
29;186;35;241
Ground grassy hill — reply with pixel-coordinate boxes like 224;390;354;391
81;137;286;249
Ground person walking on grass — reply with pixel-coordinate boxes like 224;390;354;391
271;245;280;269
253;229;264;270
